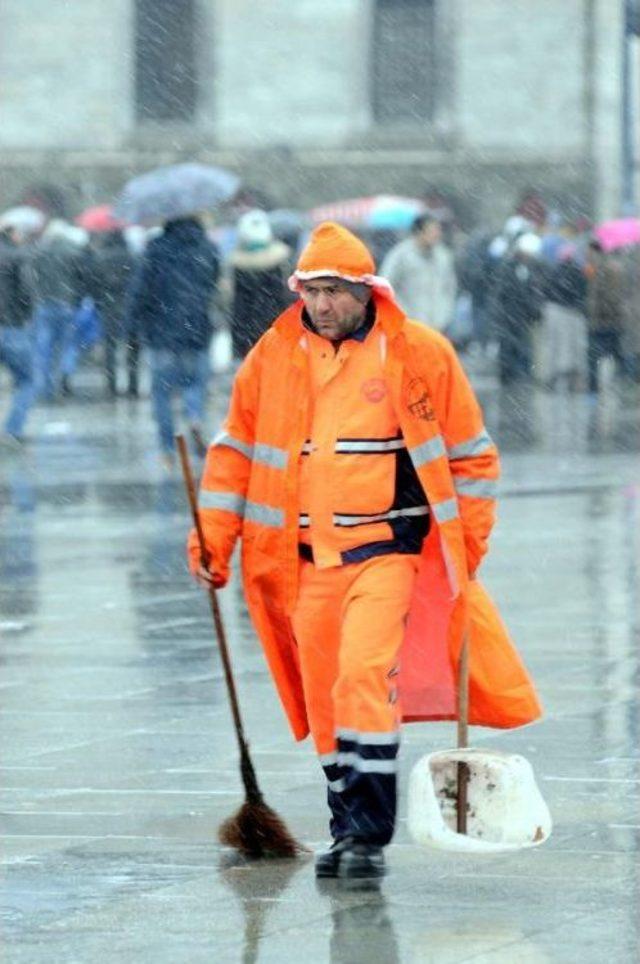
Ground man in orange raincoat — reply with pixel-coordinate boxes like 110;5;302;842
189;222;541;879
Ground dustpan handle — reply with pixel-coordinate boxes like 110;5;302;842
456;628;469;750
456;600;471;835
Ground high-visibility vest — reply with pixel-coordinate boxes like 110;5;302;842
298;322;428;567
191;293;542;739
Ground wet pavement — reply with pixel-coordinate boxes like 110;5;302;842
1;357;639;963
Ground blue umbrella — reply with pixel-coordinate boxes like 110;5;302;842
115;162;240;225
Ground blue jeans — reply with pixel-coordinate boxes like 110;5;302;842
0;325;36;437
149;348;210;453
33;300;76;399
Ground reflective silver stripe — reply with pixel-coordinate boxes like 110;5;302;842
212;432;287;468
299;514;310;528
454;476;499;499
198;490;246;515
337;753;397;774
432;497;459;524
253;442;288;469
337;728;399;746
301;441;314;455
334;506;428;527
212;431;253;460
409;435;446;468
328;778;346;793
335;438;405;453
244;500;284;528
319;751;338;767
448;428;494;460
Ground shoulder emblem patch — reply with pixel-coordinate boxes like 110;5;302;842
406;378;436;420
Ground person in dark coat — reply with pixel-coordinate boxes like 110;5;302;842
585;242;626;394
540;253;588;391
490;232;546;384
26;219;88;400
0;226;35;444
227;209;292;360
89;230;137;396
126;216;219;464
457;231;500;348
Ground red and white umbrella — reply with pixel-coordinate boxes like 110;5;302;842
309;195;427;231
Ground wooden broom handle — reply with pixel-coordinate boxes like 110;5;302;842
175;434;249;749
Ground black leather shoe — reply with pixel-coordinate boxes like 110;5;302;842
338;841;386;879
314;838;351;878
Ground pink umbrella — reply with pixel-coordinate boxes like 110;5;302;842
593;217;640;252
75;204;126;233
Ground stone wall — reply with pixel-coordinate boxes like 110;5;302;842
0;0;628;222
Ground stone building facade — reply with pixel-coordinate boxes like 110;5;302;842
0;0;636;225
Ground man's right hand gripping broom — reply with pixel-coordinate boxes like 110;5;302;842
187;527;229;590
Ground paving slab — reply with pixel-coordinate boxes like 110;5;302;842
1;368;639;962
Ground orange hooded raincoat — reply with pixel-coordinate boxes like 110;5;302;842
189;276;541;741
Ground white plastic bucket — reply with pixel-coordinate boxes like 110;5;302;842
407;747;552;853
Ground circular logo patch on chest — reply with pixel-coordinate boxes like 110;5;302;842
361;378;387;403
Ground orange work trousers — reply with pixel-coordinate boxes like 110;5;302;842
290;553;419;844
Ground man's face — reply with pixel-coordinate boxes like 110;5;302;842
300;278;367;341
416;221;441;249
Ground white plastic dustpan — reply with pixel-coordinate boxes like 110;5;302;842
406;624;552;854
407;746;552;852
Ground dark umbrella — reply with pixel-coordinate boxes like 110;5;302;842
114;162;240;225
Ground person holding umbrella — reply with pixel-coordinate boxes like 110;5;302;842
125;215;220;465
77;208;138;398
187;222;540;879
118;162;238;464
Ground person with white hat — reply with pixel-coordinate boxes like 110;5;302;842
490;231;546;384
226;210;292;360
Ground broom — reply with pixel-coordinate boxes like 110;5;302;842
176;434;304;858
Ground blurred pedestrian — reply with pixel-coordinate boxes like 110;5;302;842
457;231;498;349
0;225;35;445
619;245;640;383
487;215;533;262
126;216;220;466
26;218;88;400
88;229;137;396
380;213;456;331
540;251;588;391
227;210;291;360
585;241;626;394
490;232;546;384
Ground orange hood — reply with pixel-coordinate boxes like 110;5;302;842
288;221;394;298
